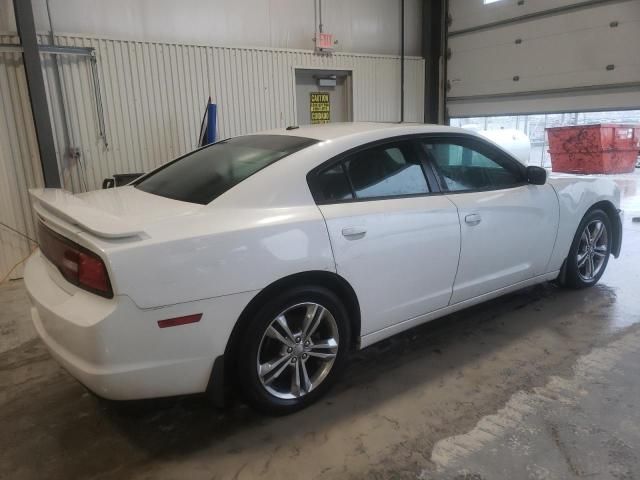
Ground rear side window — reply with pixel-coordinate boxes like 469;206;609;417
314;164;354;202
345;143;429;199
135;135;318;204
310;140;430;203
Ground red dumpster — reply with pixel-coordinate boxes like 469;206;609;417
547;124;640;174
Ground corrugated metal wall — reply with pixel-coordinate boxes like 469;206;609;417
0;34;43;280
0;32;425;278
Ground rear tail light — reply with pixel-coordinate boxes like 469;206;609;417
38;222;113;298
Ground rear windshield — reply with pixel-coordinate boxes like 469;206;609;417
135;135;318;204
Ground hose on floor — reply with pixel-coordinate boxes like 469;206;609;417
0;249;36;285
0;221;38;284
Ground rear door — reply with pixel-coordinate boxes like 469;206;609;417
309;138;461;336
418;136;559;304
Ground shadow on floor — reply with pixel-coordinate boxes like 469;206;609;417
96;282;617;456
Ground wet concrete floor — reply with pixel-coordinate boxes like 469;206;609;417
1;172;639;479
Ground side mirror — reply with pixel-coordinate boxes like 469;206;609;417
526;165;547;185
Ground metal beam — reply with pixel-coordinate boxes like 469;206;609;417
0;43;22;53
449;0;626;37
13;0;61;188
422;0;447;124
400;0;405;122
0;44;94;56
39;45;94;56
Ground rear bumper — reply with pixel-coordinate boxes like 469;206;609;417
24;251;255;400
31;305;211;399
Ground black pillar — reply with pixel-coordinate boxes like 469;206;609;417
422;0;447;125
400;0;405;122
13;0;61;188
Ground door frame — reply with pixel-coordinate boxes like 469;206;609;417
292;67;353;126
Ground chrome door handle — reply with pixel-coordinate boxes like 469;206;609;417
465;213;481;226
342;227;367;239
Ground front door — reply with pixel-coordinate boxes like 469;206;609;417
418;136;559;304
312;139;461;336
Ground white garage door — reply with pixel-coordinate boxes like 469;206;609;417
447;0;640;117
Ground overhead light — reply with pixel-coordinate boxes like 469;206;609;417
484;0;503;4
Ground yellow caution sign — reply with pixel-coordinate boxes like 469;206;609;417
310;92;330;124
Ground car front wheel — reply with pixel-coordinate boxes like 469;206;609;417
564;209;612;289
236;286;350;415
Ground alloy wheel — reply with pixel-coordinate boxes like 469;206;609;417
576;219;608;282
256;302;339;400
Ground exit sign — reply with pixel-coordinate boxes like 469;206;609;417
316;32;334;52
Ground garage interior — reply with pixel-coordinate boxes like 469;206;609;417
1;0;640;478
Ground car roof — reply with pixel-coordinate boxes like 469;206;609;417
256;122;473;142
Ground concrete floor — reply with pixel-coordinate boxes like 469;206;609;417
1;173;640;480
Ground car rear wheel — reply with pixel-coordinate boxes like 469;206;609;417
564;209;612;289
236;286;350;415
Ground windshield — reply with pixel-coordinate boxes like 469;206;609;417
135;135;318;204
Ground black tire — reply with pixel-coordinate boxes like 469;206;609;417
563;209;612;289
236;285;351;415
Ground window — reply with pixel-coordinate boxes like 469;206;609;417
420;140;523;192
343;142;430;199
314;164;353;202
135;135;317;204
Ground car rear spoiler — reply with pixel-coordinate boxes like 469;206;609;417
29;188;146;239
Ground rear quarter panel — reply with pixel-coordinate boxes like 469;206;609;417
546;174;621;272
93;206;335;309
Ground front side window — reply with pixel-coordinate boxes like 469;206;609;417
420;140;523;192
136;135;317;204
343;142;430;200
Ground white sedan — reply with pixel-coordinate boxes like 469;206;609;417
25;123;623;414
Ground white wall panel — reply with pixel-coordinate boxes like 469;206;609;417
0;32;424;279
0;0;423;57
